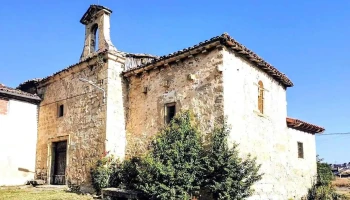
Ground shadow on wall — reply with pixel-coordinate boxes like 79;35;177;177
0;158;35;186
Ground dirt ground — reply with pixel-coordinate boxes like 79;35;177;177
0;185;94;200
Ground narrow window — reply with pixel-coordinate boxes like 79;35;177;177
298;142;304;159
165;103;176;124
95;28;99;51
258;80;264;114
58;104;64;118
90;24;99;52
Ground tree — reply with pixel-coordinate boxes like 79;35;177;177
92;111;263;199
316;156;334;186
136;111;203;199
201;121;262;200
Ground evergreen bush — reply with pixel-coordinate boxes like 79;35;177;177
90;111;262;199
90;156;117;194
136;110;202;199
200;120;262;199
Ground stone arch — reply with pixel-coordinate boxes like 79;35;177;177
90;24;99;52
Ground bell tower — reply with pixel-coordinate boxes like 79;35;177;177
80;5;117;61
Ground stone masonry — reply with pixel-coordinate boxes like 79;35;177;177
34;5;127;192
15;4;325;199
36;55;108;190
124;44;319;199
222;47;317;199
125;48;224;156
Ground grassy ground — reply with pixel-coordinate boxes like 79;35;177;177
0;186;94;200
3;182;349;200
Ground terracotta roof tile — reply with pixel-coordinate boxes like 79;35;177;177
286;117;325;134
123;33;294;87
38;50;157;85
0;83;41;102
40;49;108;84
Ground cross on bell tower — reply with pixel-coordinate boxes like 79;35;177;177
79;5;117;61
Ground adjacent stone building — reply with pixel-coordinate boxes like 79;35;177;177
17;4;325;199
0;84;40;186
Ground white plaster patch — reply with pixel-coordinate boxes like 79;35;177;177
162;90;177;104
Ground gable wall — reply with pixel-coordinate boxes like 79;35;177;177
222;47;316;199
125;48;225;157
36;57;108;190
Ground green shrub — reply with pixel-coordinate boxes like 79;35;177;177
109;157;143;190
306;184;344;200
317;156;334;186
200;121;262;199
90;156;117;194
90;111;262;199
306;156;344;200
136;110;203;199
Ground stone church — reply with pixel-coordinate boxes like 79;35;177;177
17;4;325;199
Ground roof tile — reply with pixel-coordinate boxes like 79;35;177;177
286;117;325;134
123;33;294;87
0;84;41;102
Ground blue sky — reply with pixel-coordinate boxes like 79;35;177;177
1;0;349;163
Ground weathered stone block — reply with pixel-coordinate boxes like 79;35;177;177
29;179;45;186
102;188;143;200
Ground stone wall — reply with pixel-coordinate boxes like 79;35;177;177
0;99;38;186
125;48;224;156
80;9;116;61
222;47;316;199
36;56;108;190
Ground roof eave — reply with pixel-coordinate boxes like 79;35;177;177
220;35;293;87
80;5;112;25
0;91;41;104
122;33;294;87
123;40;222;77
286;117;325;134
39;50;109;86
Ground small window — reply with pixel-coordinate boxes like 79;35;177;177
58;104;64;117
298;142;304;159
165;103;176;124
258;80;264;114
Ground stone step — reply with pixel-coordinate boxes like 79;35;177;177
28;180;45;186
102;188;143;200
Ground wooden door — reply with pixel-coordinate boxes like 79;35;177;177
53;141;67;185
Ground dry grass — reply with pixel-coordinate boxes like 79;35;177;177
333;178;350;199
334;188;350;199
0;186;94;200
332;177;350;188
